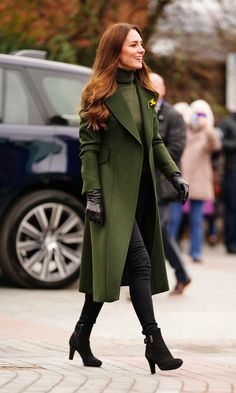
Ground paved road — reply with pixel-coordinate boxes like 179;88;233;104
0;242;236;392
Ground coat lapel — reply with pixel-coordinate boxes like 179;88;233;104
105;78;157;148
135;78;157;150
105;88;141;145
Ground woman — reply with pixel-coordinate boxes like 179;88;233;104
69;23;189;374
179;99;222;262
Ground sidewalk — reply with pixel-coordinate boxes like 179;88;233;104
0;242;236;393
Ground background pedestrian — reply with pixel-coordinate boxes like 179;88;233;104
176;99;222;262
219;112;236;254
149;74;192;295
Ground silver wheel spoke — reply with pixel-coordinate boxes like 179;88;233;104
54;248;67;278
50;205;63;230
54;214;79;235
24;249;46;269
59;244;80;263
21;222;42;240
58;231;83;244
17;240;41;252
35;207;49;232
40;250;52;280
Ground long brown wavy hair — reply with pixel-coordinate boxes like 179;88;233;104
80;23;157;131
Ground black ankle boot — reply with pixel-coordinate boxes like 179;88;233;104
145;328;183;374
69;323;102;367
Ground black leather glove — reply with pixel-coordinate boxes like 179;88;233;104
170;172;189;205
85;189;104;226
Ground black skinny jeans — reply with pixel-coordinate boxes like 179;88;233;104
77;174;158;336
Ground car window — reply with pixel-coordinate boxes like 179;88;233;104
28;68;90;126
4;69;43;125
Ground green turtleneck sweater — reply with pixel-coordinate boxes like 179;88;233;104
116;68;144;143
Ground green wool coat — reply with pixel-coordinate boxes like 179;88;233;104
79;77;179;302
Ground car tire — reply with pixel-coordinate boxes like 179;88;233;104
0;189;84;288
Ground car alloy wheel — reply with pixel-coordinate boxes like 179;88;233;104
16;202;83;283
0;190;85;288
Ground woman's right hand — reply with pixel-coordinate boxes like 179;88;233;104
85;189;104;226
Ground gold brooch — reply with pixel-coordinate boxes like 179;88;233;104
148;98;157;108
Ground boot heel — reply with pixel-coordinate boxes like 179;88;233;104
147;358;156;374
69;345;76;360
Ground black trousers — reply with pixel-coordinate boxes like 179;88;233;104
77;174;158;336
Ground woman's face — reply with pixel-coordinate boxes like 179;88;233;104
118;29;145;70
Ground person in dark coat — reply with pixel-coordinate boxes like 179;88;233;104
69;23;189;374
219;112;236;254
149;73;192;295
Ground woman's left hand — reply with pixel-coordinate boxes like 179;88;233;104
170;173;189;205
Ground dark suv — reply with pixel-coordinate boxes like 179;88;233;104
0;51;91;288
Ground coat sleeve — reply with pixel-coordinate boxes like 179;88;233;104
164;110;186;163
79;117;102;194
152;115;180;180
204;127;222;152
